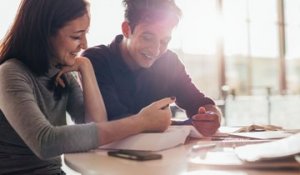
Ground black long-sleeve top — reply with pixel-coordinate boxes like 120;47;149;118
82;35;215;120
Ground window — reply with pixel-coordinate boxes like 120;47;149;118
285;0;300;93
1;0;300;98
223;0;279;95
0;1;19;39
88;1;123;47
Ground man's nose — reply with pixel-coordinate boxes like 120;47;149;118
150;41;161;57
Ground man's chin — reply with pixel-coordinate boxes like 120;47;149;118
140;64;152;69
140;61;155;69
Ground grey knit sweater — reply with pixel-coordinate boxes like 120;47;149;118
0;59;99;174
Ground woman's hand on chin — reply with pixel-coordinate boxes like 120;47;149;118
55;56;92;87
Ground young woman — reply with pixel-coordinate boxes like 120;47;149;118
0;0;174;174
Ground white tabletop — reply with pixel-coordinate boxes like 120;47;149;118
64;139;300;175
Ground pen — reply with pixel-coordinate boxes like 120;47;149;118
161;96;176;110
191;143;216;152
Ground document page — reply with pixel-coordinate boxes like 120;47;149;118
228;130;292;140
235;132;300;162
99;125;203;151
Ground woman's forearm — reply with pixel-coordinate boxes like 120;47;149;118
78;58;107;122
96;114;144;145
95;97;175;145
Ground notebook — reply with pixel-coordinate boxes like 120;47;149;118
98;125;203;151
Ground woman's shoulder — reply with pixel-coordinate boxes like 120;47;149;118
0;58;33;79
1;58;27;70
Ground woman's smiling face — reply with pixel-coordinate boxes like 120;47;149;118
50;13;90;66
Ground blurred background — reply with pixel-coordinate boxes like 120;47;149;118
1;0;300;128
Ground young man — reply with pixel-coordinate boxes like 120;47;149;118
83;0;222;136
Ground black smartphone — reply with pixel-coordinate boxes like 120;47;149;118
107;150;162;161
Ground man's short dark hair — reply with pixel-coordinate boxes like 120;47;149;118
122;0;182;31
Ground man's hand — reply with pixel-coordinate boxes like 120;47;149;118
138;97;175;132
192;106;221;136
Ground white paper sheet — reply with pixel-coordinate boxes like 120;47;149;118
228;130;292;140
235;132;300;162
99;125;203;151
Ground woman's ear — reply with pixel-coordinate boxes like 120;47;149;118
122;21;131;38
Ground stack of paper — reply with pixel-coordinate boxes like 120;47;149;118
235;132;300;162
228;130;292;140
99;125;203;151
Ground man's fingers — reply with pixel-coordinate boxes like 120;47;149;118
192;119;220;136
152;96;176;110
198;106;206;114
192;113;218;121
